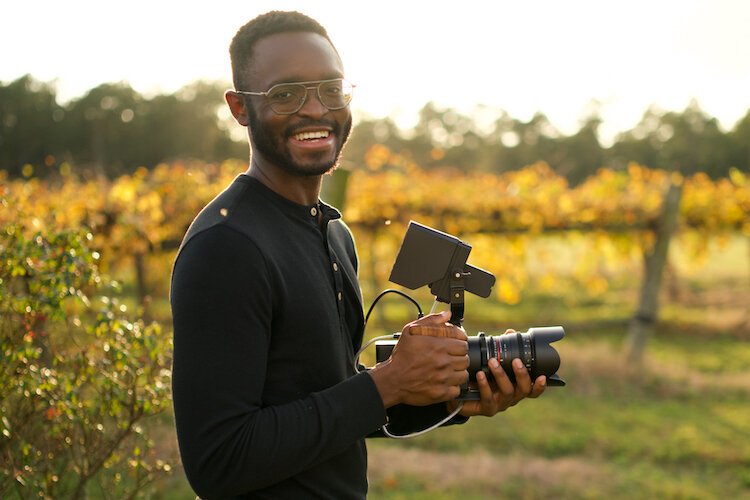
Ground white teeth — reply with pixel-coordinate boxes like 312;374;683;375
294;130;330;141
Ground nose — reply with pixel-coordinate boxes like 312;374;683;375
296;86;328;117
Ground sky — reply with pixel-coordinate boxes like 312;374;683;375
3;0;750;144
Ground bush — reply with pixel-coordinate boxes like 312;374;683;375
0;223;174;498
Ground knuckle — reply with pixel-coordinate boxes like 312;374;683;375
427;387;442;400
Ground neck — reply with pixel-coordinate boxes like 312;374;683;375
245;159;323;206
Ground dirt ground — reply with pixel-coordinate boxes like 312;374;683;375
367;446;609;491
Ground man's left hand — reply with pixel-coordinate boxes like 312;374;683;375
454;356;546;417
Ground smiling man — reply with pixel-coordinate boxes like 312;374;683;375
170;11;545;499
231;29;353;181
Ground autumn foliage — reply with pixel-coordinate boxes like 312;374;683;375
1;151;748;496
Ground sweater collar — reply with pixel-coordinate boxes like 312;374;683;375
236;174;342;224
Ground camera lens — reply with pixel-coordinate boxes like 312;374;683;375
468;326;565;387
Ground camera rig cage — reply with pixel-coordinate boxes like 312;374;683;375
388;221;495;326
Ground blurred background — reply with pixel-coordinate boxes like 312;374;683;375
2;1;749;498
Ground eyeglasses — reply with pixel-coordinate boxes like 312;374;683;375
235;78;354;115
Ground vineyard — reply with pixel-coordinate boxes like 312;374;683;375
3;149;748;305
2;151;750;498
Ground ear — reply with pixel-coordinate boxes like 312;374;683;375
225;90;250;126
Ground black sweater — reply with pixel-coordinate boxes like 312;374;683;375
171;175;460;499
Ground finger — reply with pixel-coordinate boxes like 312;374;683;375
433;385;461;403
447;369;469;387
414;335;468;357
458;399;481;416
488;358;514;396
402;326;468;358
410;323;468;341
511;358;533;395
455;377;488;417
475;370;497;410
529;375;547;398
450;354;470;371
412;310;452;327
445;338;469;356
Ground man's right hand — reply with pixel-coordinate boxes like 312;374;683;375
368;311;469;408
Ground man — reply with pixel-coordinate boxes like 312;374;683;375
170;11;546;499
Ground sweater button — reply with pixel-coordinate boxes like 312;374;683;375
332;262;339;272
310;206;318;217
337;292;342;301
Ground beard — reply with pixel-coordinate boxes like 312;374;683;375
247;102;352;177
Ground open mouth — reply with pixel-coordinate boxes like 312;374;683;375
293;130;330;141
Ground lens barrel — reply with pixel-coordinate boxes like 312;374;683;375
373;325;566;400
469;326;565;387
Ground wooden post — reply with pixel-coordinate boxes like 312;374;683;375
625;179;683;364
320;166;351;211
367;227;390;333
133;252;151;322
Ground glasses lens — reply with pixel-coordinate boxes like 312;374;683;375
267;84;306;114
319;79;353;110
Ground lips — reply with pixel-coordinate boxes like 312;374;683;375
293;130;330;141
288;122;337;157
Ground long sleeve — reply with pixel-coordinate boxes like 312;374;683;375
171;226;386;498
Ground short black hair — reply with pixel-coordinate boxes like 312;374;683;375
229;11;334;90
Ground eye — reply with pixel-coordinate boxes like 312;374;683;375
268;85;301;103
322;82;343;96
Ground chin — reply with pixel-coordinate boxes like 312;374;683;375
290;154;340;177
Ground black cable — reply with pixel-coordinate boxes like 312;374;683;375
361;289;463;440
364;289;423;325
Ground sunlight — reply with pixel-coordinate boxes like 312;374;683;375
2;0;749;143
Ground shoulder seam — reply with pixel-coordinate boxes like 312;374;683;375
171;223;273;299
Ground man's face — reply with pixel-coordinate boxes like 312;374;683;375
243;32;352;177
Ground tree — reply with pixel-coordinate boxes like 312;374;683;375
608;106;663;171
555;115;605;185
489;112;560;172
3;76;748;180
63;82;143;175
727;109;750;171
608;101;735;177
0;75;65;177
344;115;404;169
0;77;246;178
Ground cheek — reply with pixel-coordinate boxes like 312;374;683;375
338;113;353;143
250;109;288;140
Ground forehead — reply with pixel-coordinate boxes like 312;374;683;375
248;31;344;89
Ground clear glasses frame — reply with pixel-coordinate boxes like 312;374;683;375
234;78;354;115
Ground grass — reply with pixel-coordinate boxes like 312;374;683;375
108;234;750;498
356;234;748;499
364;329;750;499
147;321;750;499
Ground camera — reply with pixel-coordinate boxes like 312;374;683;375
375;221;566;399
376;326;565;400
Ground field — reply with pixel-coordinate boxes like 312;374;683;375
2;164;748;499
141;234;749;499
